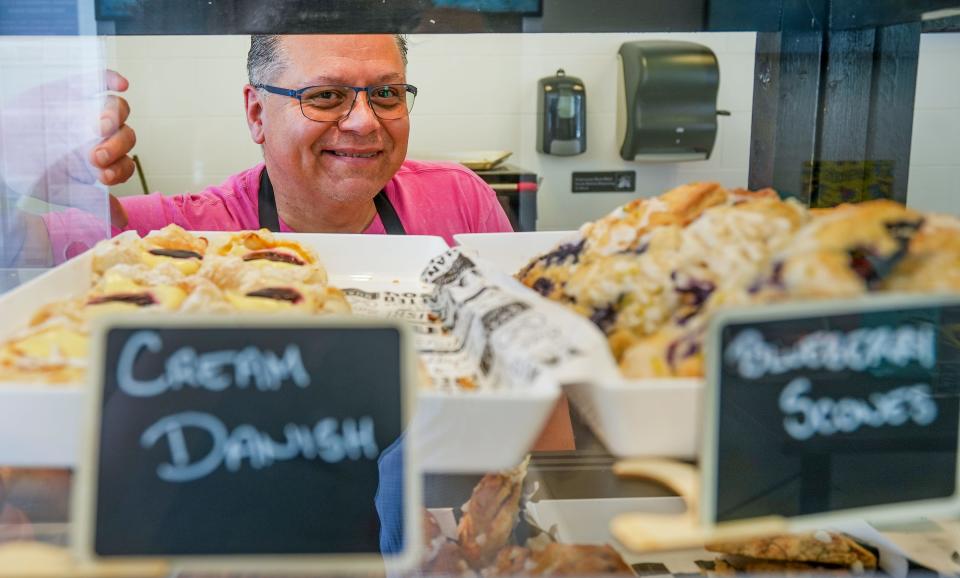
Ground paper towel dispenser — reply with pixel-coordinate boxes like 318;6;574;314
616;40;723;162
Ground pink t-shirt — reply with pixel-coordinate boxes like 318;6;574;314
43;159;513;262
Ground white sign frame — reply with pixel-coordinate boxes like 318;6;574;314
72;314;421;574
702;293;960;531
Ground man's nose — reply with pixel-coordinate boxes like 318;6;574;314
337;91;380;135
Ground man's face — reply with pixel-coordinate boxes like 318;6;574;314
251;35;409;205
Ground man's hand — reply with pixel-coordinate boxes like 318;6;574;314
91;70;136;186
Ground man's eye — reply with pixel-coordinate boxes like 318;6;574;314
303;89;346;107
373;86;401;99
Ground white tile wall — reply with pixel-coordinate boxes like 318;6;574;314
101;32;959;225
907;33;960;216
408;33;758;229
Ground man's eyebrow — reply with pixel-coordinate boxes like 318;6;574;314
302;73;404;86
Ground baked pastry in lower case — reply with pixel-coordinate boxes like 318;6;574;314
423;541;476;576
711;556;852;575
486;544;632;576
92;224;208;276
420;510;475;576
458;457;530;569
706;531;877;571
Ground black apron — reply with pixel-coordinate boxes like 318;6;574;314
257;167;406;234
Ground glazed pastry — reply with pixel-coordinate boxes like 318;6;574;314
486;544;632;576
711;556;851;575
706;531;877;570
458;457;530;569
420;510;475;576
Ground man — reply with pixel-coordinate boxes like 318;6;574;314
12;33;570;554
32;34;512;264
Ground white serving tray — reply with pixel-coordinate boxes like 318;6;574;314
566;378;703;459
454;231;703;460
453;231;578;276
0;233;559;473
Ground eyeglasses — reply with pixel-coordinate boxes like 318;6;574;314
255;83;418;122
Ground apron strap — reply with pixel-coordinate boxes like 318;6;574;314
257;167;281;232
258;167;405;235
373;188;406;235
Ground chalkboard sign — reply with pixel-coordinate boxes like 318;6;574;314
702;295;960;529
74;316;420;573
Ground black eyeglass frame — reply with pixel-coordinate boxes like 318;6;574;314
255;83;418;122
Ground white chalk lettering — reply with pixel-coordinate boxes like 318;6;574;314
140;411;379;483
725;325;936;380
779;377;938;441
117;330;311;397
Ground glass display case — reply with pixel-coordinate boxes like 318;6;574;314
1;1;959;576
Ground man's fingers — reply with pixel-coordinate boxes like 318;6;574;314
99;156;136;187
92;124;136;168
99;95;131;137
104;69;129;93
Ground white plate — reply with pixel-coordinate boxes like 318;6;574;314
411;150;512;170
566;378;703;459
454;231;578;276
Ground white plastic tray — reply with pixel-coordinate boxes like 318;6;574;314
453;231;703;459
0;233;559;473
453;231;578;276
566;378;703;459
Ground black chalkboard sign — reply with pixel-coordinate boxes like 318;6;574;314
703;295;960;527
74;316;418;573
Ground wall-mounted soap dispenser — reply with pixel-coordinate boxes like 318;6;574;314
537;69;586;156
617;40;725;162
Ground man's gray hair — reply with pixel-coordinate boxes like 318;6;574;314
247;34;409;86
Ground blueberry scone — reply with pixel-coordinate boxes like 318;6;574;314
518;183;808;366
748;199;924;300
517;182;729;301
883;212;960;293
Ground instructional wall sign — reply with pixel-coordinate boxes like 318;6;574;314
572;171;636;193
74;316;419;574
703;295;960;529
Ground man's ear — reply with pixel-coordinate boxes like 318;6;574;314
243;84;266;144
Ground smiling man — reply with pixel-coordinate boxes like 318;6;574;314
35;34;512;262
